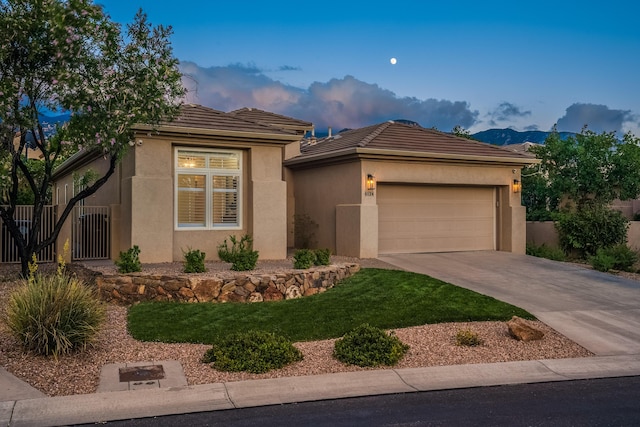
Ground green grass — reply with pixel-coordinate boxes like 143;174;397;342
127;268;534;343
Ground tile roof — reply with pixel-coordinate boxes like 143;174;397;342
228;108;313;134
155;104;298;136
296;121;535;161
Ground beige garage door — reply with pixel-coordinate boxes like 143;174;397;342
378;185;496;254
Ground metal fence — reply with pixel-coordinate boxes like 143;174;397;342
72;206;110;261
0;205;57;263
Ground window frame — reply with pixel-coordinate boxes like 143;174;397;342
174;147;242;231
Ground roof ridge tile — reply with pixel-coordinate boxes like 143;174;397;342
358;122;393;147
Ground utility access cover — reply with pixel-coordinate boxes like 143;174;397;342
118;365;165;382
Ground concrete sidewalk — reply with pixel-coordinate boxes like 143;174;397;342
3;355;640;426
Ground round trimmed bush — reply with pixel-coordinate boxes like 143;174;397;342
5;274;106;358
202;330;303;373
333;324;409;367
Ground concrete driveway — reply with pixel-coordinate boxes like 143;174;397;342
378;251;640;356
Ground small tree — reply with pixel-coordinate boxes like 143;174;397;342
0;0;185;276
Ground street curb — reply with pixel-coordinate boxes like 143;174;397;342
3;355;640;427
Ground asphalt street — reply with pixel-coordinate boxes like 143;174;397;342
91;376;640;427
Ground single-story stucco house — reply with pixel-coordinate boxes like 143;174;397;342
51;104;538;263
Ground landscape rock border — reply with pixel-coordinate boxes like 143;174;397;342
96;263;361;305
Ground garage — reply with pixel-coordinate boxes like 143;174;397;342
286;120;537;257
377;184;496;254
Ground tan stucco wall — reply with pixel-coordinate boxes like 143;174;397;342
249;143;288;259
291;161;364;253
527;221;640;251
526;221;560;248
611;199;640;220
123;136;289;262
336;204;378;257
290;158;526;256
628;222;640;251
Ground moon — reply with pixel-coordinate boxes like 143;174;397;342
390;57;397;65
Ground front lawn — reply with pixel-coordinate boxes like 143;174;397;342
127;268;533;343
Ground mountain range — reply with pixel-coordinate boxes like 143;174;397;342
471;128;575;146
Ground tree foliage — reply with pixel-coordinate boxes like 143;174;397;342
451;125;476;140
524;127;640;257
528;128;640;213
0;0;185;275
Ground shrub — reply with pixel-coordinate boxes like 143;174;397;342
333;324;409;367
590;251;616;272
293;249;316;269
183;247;206;273
314;248;331;266
605;245;638;271
4;274;106;358
526;243;566;261
590;245;638;272
115;245;141;273
217;234;259;271
555;205;628;257
455;329;484;347
202;330;303;373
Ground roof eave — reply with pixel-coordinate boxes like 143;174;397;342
133;124;302;143
52;147;103;180
284;147;540;168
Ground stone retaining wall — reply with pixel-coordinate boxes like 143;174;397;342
97;263;361;305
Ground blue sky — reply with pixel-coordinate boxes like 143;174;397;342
97;0;640;135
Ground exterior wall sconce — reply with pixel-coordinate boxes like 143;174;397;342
366;174;376;191
512;179;521;193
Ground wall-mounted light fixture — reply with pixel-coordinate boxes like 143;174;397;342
512;179;521;193
366;174;376;191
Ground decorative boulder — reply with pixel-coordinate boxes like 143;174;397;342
507;316;545;342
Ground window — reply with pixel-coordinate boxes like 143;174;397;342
175;148;241;229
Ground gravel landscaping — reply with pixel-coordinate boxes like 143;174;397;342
0;257;598;397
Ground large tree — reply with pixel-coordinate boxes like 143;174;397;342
0;0;185;275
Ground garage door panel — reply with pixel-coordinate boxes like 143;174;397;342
380;217;492;235
378;185;495;254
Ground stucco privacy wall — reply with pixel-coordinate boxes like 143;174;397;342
526;221;640;251
291;157;526;257
291;161;364;253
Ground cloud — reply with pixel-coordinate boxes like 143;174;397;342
556;103;637;134
490;102;532;122
180;61;304;112
180;61;478;131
